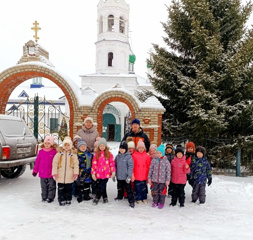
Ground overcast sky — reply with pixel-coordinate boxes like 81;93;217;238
0;0;170;84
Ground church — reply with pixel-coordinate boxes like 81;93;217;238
1;0;165;144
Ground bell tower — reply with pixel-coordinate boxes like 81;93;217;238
96;0;135;74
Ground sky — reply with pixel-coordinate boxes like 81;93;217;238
0;0;170;84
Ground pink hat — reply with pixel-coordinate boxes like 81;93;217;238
44;136;54;146
137;139;146;150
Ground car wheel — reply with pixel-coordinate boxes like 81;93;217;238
0;165;26;179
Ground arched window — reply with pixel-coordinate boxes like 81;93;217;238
99;16;103;33
119;17;125;33
108;52;113;66
108;15;114;32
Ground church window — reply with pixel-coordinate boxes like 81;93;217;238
108;52;113;66
99;16;103;33
108;15;114;32
119;17;125;33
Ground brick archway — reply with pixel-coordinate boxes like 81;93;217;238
0;63;79;138
93;91;140;137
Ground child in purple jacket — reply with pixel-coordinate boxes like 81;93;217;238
32;136;58;203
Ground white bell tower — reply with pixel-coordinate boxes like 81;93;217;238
96;0;135;74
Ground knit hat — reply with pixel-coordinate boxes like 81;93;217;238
150;143;157;151
165;143;173;150
195;146;206;157
83;117;94;125
97;137;107;147
131;118;140;125
186;142;195;152
73;135;82;141
119;141;128;151
77;140;87;150
62;136;73;149
175;147;184;156
44;136;54;146
156;144;165;157
127;141;135;149
136;139;145;150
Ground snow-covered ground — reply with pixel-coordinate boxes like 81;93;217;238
0;142;253;240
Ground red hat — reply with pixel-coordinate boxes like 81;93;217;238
186;142;195;152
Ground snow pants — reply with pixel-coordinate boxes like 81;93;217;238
192;183;206;203
95;178;108;200
40;178;56;201
116;179;134;204
75;177;91;201
58;183;72;203
171;183;186;205
134;180;147;201
153;182;166;204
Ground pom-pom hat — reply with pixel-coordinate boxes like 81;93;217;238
62;136;73;149
136;139;145;149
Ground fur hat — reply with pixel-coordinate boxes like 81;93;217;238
83;117;94;125
136;139;145;150
97;137;107;147
175;147;184;156
196;146;206;157
119;141;128;151
131;118;140;125
156;144;165;157
62;136;73;149
44;136;54;146
186;142;195;152
166;143;173;150
77;140;87;150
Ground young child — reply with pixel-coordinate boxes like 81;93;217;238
126;136;135;155
165;143;175;163
32;136;58;203
148;145;171;209
75;140;93;202
91;138;115;205
189;146;212;204
149;143;157;159
170;147;190;207
114;141;135;208
186;142;195;166
132;139;151;204
52;136;79;206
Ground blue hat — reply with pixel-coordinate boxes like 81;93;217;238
156;145;165;157
131;118;140;125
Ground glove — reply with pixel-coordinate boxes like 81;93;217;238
126;177;131;184
92;174;97;181
111;172;116;178
32;172;37;177
73;174;78;181
52;174;57;181
112;176;116;182
148;179;152;185
165;180;170;186
207;178;212;186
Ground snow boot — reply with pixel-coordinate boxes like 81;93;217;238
66;201;71;206
103;198;108;204
93;198;99;205
129;202;135;208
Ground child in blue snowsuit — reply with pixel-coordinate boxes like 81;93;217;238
189;146;212;204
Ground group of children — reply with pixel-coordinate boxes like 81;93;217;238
32;135;212;209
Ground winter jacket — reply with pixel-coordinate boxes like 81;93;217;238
132;151;151;181
115;151;134;181
165;153;175;163
76;125;99;152
77;150;93;183
91;151;115;179
189;157;212;185
122;127;150;152
148;156;171;183
33;148;57;178
52;149;79;184
171;155;190;184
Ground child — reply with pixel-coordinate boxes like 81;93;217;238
32;136;58;203
186;142;195;166
149;143;157;159
91;138;115;205
170;147;190;207
75;140;93;202
148;145;171;209
132;139;151;204
52;136;79;206
114;141;135;208
126;136;135;155
189;146;212;204
165;143;175;163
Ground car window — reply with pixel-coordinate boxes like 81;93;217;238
0;119;33;137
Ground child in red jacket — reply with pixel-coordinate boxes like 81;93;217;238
170;147;190;207
132;139;151;203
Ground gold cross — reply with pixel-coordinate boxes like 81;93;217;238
31;21;41;43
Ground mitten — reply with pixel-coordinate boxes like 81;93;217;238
207;177;212;186
92;174;97;181
126;177;131;184
73;174;78;181
52;174;57;181
111;172;116;178
165;180;170;186
32;172;37;177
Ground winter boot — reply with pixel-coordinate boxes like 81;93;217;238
158;203;164;209
93;198;99;205
59;201;66;206
66;201;71;206
152;202;158;208
47;199;54;203
129;202;135;208
180;203;184;207
103;198;108;204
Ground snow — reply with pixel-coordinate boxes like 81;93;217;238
0;142;253;240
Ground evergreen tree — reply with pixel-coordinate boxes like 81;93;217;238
147;0;253;143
